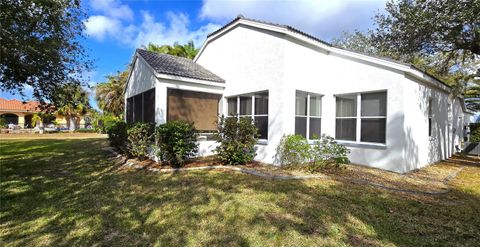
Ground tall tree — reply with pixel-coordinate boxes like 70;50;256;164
146;41;199;59
0;0;91;102
53;84;90;131
95;70;128;117
373;0;479;65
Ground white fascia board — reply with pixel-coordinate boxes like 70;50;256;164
160;80;225;95
155;73;226;89
406;68;451;92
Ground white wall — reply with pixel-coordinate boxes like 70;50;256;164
402;77;469;171
197;25;288;164
282;37;408;172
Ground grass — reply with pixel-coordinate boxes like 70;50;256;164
1;135;479;246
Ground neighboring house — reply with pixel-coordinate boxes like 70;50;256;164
0;98;86;129
125;16;475;173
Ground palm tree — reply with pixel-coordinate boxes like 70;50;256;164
146;41;199;59
54;84;90;131
95;70;128;117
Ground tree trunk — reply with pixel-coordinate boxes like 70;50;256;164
69;116;77;132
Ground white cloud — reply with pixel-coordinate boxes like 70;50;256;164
90;0;134;21
84;8;221;48
200;0;387;40
127;11;221;48
84;15;121;40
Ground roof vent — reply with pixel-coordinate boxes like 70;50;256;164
237;14;244;19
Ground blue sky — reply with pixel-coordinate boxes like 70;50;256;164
1;0;387;109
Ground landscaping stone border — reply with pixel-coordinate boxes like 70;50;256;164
103;147;464;195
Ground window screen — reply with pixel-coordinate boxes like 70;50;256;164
227;98;237;116
229;91;269;140
360;92;387;143
143;88;155;123
336;95;357;117
336;94;356;141
255;93;269;115
126;97;133;123
133;94;143;122
295;91;322;139
239;96;252;115
167;89;221;131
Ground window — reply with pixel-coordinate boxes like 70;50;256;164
126;88;156;123
167;89;221;131
335;94;357;141
126;97;133;123
143;89;156;123
335;91;387;144
428;98;433;137
133;94;143;122
295;91;322;139
227;91;269;139
227;98;237;116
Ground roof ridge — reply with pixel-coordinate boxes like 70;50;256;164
206;16;332;47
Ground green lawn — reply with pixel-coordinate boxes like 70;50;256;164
1;136;479;246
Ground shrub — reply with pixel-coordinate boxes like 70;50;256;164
0;118;6;128
74;128;97;133
127;122;155;160
106;120;129;153
155;120;198;167
470;127;480;143
275;134;311;166
275;134;350;171
214;116;258;165
468;123;480;142
311;134;350;167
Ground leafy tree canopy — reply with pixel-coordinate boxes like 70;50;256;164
53;83;90;130
0;0;91;102
95;70;128;117
374;0;479;64
145;41;199;59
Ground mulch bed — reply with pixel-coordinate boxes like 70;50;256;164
116;151;478;198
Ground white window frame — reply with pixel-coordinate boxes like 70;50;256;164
295;90;322;140
335;90;387;145
226;91;269;141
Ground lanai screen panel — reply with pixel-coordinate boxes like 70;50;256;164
167;89;220;131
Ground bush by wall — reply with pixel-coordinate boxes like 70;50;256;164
276;135;311;166
276;134;350;171
155;120;198;167
214;116;258;165
127;122;155;160
311;134;350;167
106;120;129;154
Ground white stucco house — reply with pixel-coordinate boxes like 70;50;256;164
125;16;475;173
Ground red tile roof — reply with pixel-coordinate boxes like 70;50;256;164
0;98;42;112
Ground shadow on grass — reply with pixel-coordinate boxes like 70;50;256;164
1;139;479;246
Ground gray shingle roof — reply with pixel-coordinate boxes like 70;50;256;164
136;49;225;83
